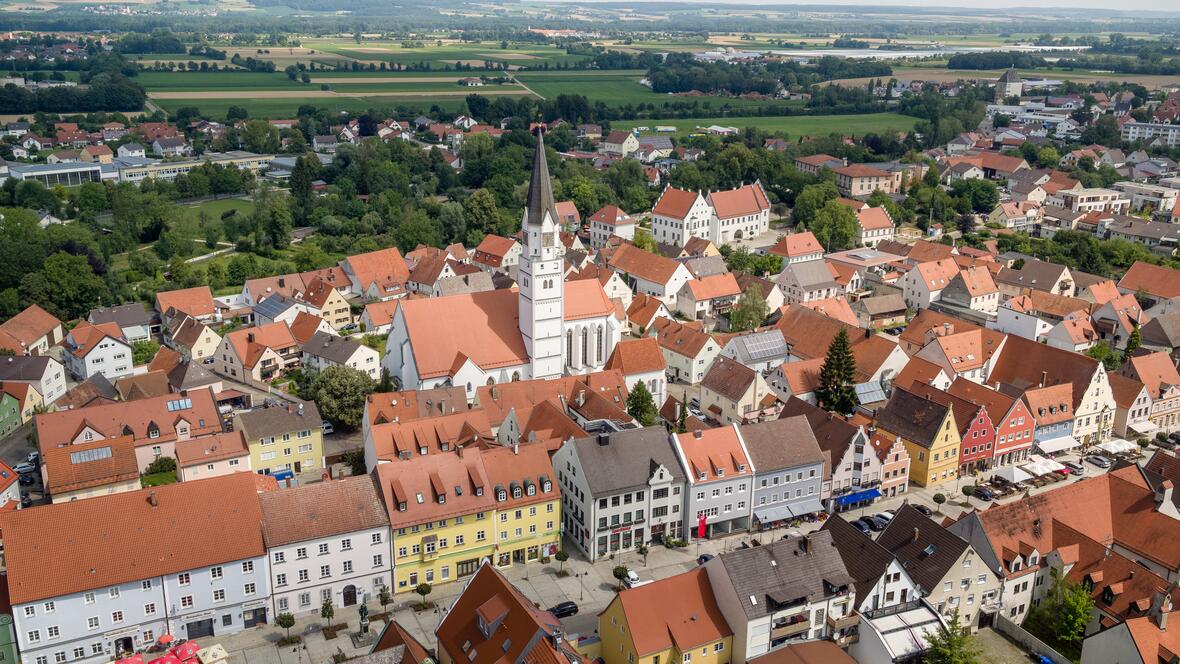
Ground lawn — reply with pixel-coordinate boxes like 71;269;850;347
611;113;920;138
140;471;177;487
171;198;254;239
137;71;297;91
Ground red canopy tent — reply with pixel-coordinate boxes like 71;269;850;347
116;654;145;664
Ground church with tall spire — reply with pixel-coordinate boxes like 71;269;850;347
383;131;622;399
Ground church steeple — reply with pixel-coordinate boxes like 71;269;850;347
525;129;558;228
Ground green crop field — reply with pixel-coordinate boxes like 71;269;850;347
137;71;297;91
151;95;518;119
612;112;920;138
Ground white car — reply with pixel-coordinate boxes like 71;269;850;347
321;421;335;435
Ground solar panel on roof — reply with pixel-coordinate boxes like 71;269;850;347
740;331;787;361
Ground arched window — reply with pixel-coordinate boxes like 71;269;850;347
566;329;574;366
581;327;589;365
596;325;605;364
511;371;520;382
486;377;495;386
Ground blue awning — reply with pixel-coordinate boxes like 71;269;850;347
835;488;881;506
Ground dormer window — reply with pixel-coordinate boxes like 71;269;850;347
737;464;746;472
698;472;706;481
542;479;552;492
497;489;506;501
419;446;427;455
526;484;535;497
441;443;450;452
716;469;725;477
512;486;522;499
398;501;407;512
475;487;484;497
438;494;446;505
415;493;424;504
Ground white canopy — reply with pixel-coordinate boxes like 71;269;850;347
993;465;1033;484
1097;438;1138;455
1022;455;1066;476
1036;436;1079;455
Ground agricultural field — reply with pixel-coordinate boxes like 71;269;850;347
611;112;920;138
514;70;805;110
830;65;1180;90
302;39;590;70
151;95;489;119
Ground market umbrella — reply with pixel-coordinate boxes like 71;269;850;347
157;635;175;646
116;654;145;664
149;653;182;664
171;642;201;662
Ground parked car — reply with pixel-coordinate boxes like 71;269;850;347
19;495;31;508
697;554;714;565
13;462;36;475
913;504;934;516
861;516;887;532
547;601;579;619
321;421;334;435
25;451;39;466
849;518;872;535
1086;455;1112;469
1158;436;1178;450
873;511;894;524
624;570;653;588
18;474;34;486
1062;461;1084;476
974;486;995;501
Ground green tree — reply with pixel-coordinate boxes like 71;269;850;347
394;207;442;252
461;188;501;244
1025;568;1095;653
932;493;947;512
275;612;295;639
626;381;658;427
554;550;569;573
1125;324;1141;357
132;340;160;365
304;366;375;430
1086;342;1121;372
950;179;1000;214
414;583;432;610
633;227;657;252
922;609;980;664
612;566;630;589
676;400;688;433
791;181;838;227
23;252;109;320
729;284;769;332
816;328;858;415
809;200;859;251
320;599;335;624
378;584;392;616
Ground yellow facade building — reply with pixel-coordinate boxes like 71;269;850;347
235;400;325;476
373;443;560;594
873;386;960;488
598;567;733;664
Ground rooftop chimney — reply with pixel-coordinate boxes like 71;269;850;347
147;490;158;507
912;527;920;544
298;403;304;416
247;332;255;343
1040;371;1047;388
596;432;610;446
693;429;703;439
1154;480;1174;510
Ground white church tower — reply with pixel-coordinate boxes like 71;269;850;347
518;129;565;380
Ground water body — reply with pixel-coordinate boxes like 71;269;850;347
697;44;1089;61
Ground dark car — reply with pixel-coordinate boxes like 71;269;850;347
974;487;995;501
18;474;34;486
19;495;31;508
697;554;714;565
913;504;934;516
1159;436;1179;450
850;518;872;535
547;602;579;619
861;516;887;532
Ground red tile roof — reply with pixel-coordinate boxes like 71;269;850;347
0;304;61;353
708;182;769;219
652;187;701;220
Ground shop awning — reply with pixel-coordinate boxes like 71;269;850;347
835;488;882;506
1129;420;1159;436
754;503;794;524
1035;436;1079;455
993;465;1033;484
787;496;825;517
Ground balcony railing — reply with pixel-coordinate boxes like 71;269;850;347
827;613;860;630
770;618;811;640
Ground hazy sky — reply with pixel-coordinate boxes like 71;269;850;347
590;0;1180;13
